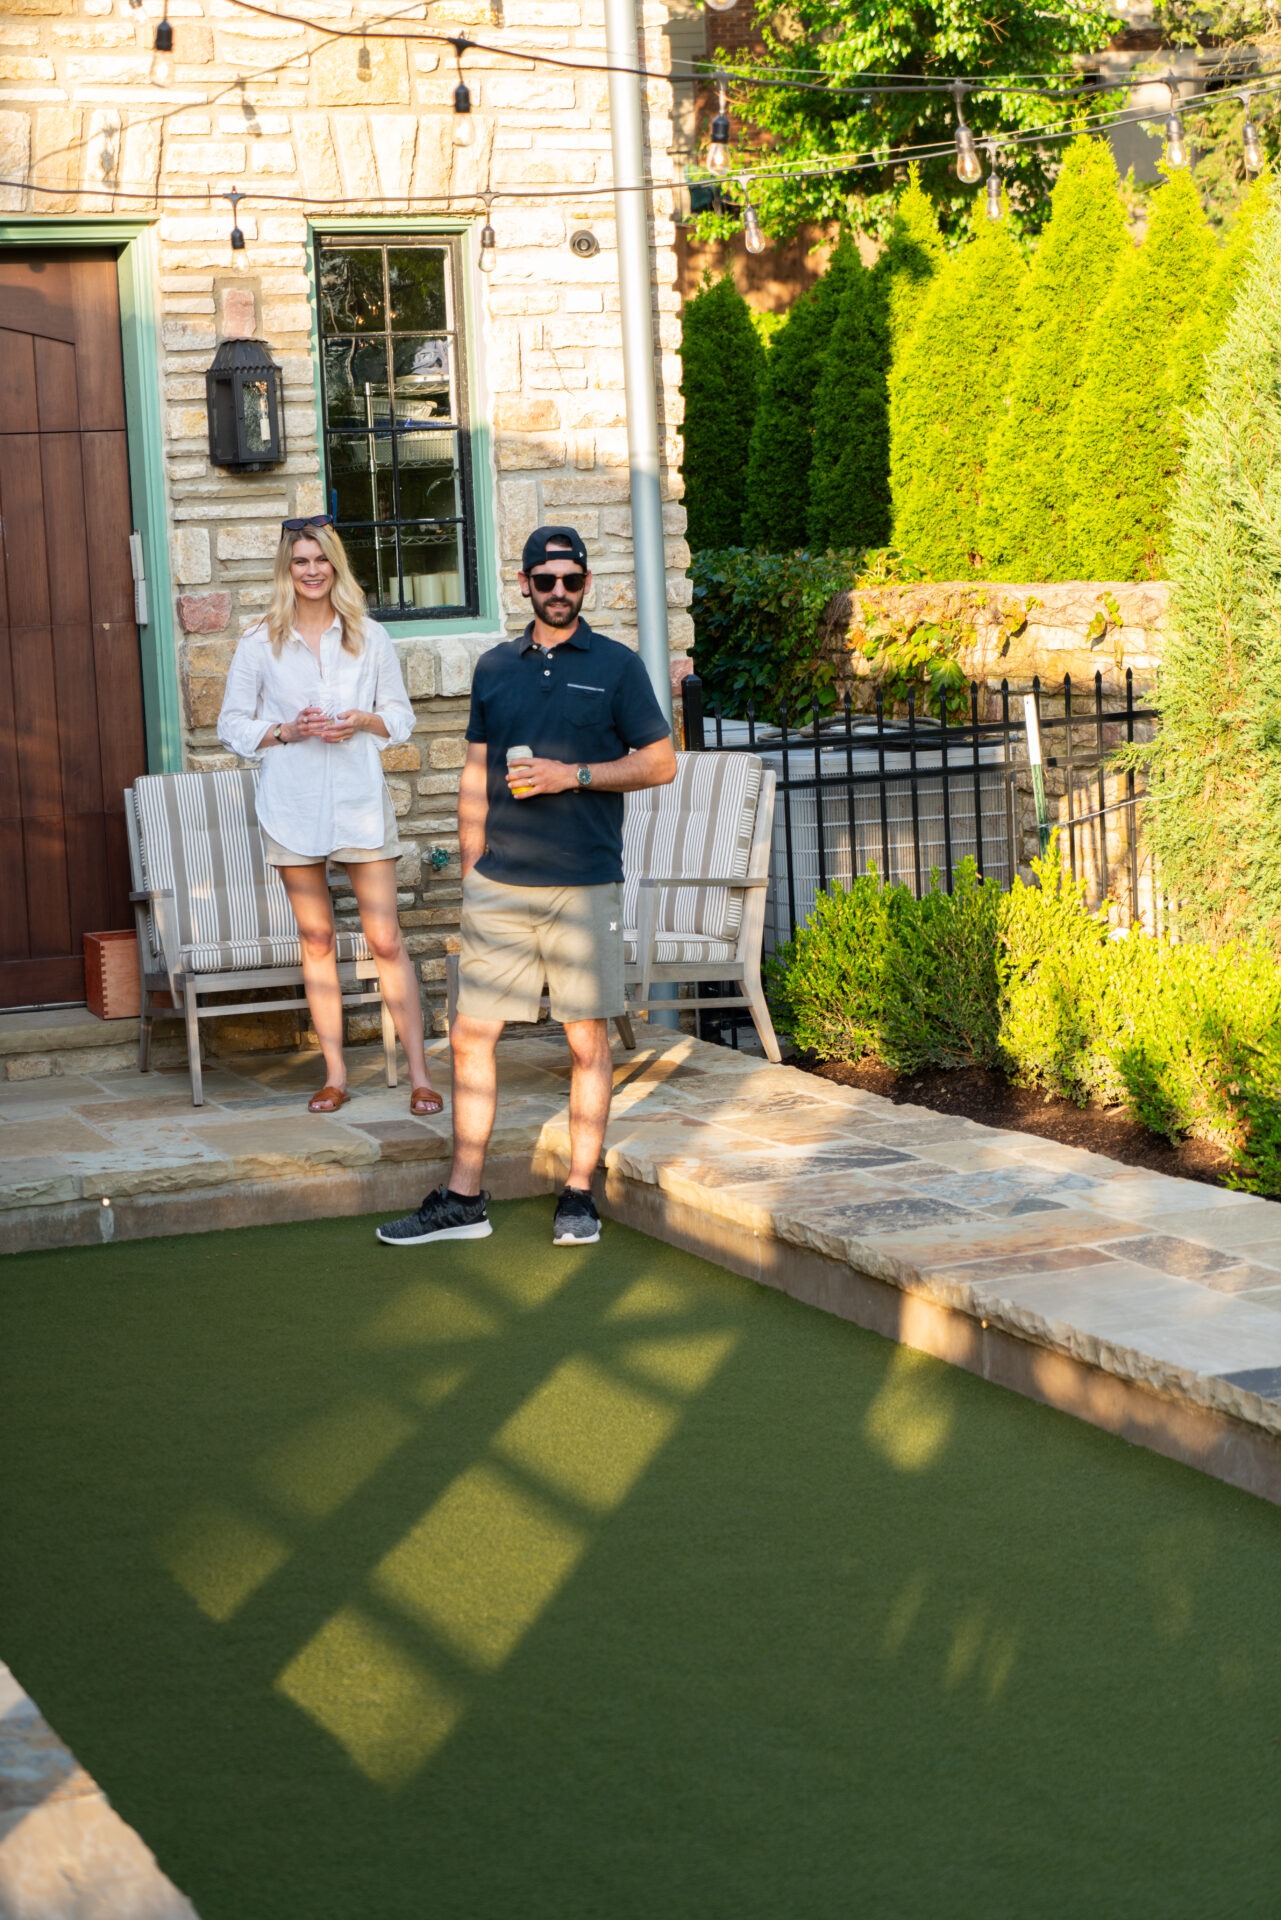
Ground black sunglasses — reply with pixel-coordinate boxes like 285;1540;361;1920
282;514;335;532
530;570;586;593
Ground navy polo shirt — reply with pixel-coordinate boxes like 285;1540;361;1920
465;618;670;886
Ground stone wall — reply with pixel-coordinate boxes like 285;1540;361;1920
1;0;689;1031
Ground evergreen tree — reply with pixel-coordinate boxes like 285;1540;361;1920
1169;171;1268;410
678;273;766;551
889;196;1028;579
741;237;859;550
977;136;1129;581
807;249;891;551
875;166;947;349
1061;166;1218;581
1147;188;1281;938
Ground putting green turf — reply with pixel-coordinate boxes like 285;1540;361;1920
2;1199;1279;1918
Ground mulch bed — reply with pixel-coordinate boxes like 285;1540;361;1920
803;1056;1235;1192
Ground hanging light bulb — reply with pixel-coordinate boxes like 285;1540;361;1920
707;74;731;176
1164;81;1187;167
151;10;173;84
479;195;496;273
452;39;474;147
952;83;983;186
225;190;247;271
740;181;766;255
705;0;737;12
982;139;1001;219
1240;92;1264;173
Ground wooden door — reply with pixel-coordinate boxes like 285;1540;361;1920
0;249;147;1008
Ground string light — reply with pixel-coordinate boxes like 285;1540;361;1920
739;178;766;254
478;191;496;272
225;187;246;257
357;41;372;79
1241;90;1264;172
953;81;983;185
984;139;1002;219
151;7;173;84
707;74;731;176
452;37;473;147
1163;79;1188;167
704;0;737;14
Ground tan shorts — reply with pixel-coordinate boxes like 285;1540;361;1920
262;787;401;868
457;869;625;1024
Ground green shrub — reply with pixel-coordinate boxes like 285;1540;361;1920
768;839;1281;1192
765;859;1002;1071
742;238;860;551
807;251;892;552
1169;171;1269;410
889;196;1029;580
876;165;947;349
688;546;861;723
679;274;767;551
1061;166;1217;581
978;135;1129;581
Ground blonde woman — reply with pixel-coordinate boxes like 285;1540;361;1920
218;516;443;1117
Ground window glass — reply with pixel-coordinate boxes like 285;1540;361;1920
316;236;474;620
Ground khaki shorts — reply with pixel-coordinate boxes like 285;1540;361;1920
457;869;625;1024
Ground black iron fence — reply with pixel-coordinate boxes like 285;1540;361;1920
681;669;1159;961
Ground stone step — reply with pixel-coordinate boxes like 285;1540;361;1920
0;1006;184;1084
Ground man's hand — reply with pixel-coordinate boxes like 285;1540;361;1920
505;756;577;798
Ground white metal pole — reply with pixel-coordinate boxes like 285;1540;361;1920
604;0;673;723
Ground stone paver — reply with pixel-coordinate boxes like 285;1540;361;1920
0;1663;198;1919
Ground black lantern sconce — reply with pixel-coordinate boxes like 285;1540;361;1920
205;338;286;471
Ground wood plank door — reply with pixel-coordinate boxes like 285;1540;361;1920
0;249;148;1008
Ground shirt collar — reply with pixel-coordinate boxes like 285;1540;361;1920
288;614;342;646
519;618;593;654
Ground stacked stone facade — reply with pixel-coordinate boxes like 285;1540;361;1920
0;0;689;1028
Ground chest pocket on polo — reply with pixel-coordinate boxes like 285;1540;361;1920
566;682;609;726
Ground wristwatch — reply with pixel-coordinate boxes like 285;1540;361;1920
576;765;592;788
272;723;285;745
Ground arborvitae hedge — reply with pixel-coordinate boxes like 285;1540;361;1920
876;164;947;347
978;136;1129;581
1170;172;1268;409
1146;187;1281;940
807;247;891;550
1062;166;1217;581
741;237;859;551
889;196;1028;579
678;273;766;551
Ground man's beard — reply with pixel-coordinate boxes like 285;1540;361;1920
534;595;581;627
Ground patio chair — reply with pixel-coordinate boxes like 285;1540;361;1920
126;768;396;1106
444;751;780;1063
622;750;781;1062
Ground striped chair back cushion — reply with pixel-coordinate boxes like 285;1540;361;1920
132;768;298;963
622;751;763;944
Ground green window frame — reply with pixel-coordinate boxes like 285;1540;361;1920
315;231;480;622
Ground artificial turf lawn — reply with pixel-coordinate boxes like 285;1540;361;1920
2;1201;1279;1918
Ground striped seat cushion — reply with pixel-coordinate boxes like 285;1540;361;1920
622;751;762;947
132;768;327;976
622;934;738;967
183;929;373;975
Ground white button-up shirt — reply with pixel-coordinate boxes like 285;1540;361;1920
218;615;414;858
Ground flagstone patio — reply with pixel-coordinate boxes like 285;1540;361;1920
5;1022;1281;1505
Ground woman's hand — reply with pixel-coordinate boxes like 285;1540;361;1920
321;710;388;742
290;706;329;741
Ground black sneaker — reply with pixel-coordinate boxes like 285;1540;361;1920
376;1187;492;1246
553;1186;601;1246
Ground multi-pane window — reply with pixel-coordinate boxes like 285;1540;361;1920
316;236;477;619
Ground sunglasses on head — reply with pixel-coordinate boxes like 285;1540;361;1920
282;514;335;532
529;569;586;594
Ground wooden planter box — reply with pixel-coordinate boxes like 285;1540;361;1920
84;930;141;1020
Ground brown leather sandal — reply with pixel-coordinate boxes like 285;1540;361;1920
409;1086;444;1117
308;1084;351;1114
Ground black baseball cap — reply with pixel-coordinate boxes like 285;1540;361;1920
521;525;589;573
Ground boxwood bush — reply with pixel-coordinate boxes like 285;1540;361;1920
767;845;1281;1194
